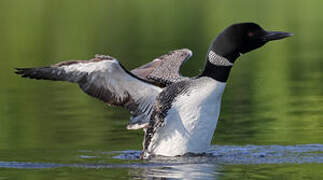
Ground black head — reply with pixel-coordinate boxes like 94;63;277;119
211;22;293;62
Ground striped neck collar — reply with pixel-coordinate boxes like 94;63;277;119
208;50;234;66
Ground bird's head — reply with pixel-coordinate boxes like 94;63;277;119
210;22;293;62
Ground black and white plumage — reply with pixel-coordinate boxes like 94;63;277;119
131;48;192;87
15;23;293;158
15;49;192;130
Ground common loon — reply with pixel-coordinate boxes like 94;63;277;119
15;23;292;159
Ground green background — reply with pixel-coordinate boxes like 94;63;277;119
0;0;323;179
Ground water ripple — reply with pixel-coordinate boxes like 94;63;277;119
1;144;322;169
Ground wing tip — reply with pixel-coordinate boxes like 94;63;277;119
183;48;193;56
166;48;193;58
95;54;116;61
14;67;53;80
14;67;30;76
177;48;193;57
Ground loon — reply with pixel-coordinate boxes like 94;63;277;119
15;23;292;159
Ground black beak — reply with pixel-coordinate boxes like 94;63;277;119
262;31;294;42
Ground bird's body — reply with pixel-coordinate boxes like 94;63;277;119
15;23;292;158
145;77;226;156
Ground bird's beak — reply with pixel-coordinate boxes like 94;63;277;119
262;31;294;42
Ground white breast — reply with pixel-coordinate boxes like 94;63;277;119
148;78;226;156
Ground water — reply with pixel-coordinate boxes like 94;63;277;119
1;145;323;179
1;0;323;179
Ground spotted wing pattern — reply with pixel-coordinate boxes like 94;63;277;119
131;49;192;87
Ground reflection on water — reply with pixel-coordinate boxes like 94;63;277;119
131;164;219;180
1;0;323;179
0;144;323;179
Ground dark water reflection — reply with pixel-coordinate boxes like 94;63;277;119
1;0;323;179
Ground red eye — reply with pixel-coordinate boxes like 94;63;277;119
248;32;254;37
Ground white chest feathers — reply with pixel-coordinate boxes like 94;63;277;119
149;78;226;156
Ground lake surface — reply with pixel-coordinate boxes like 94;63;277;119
1;0;323;179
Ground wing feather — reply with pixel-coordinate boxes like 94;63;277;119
15;55;162;129
131;49;192;87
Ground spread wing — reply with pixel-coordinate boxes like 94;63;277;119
130;49;192;87
15;55;162;129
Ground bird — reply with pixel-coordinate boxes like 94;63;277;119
15;22;293;159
